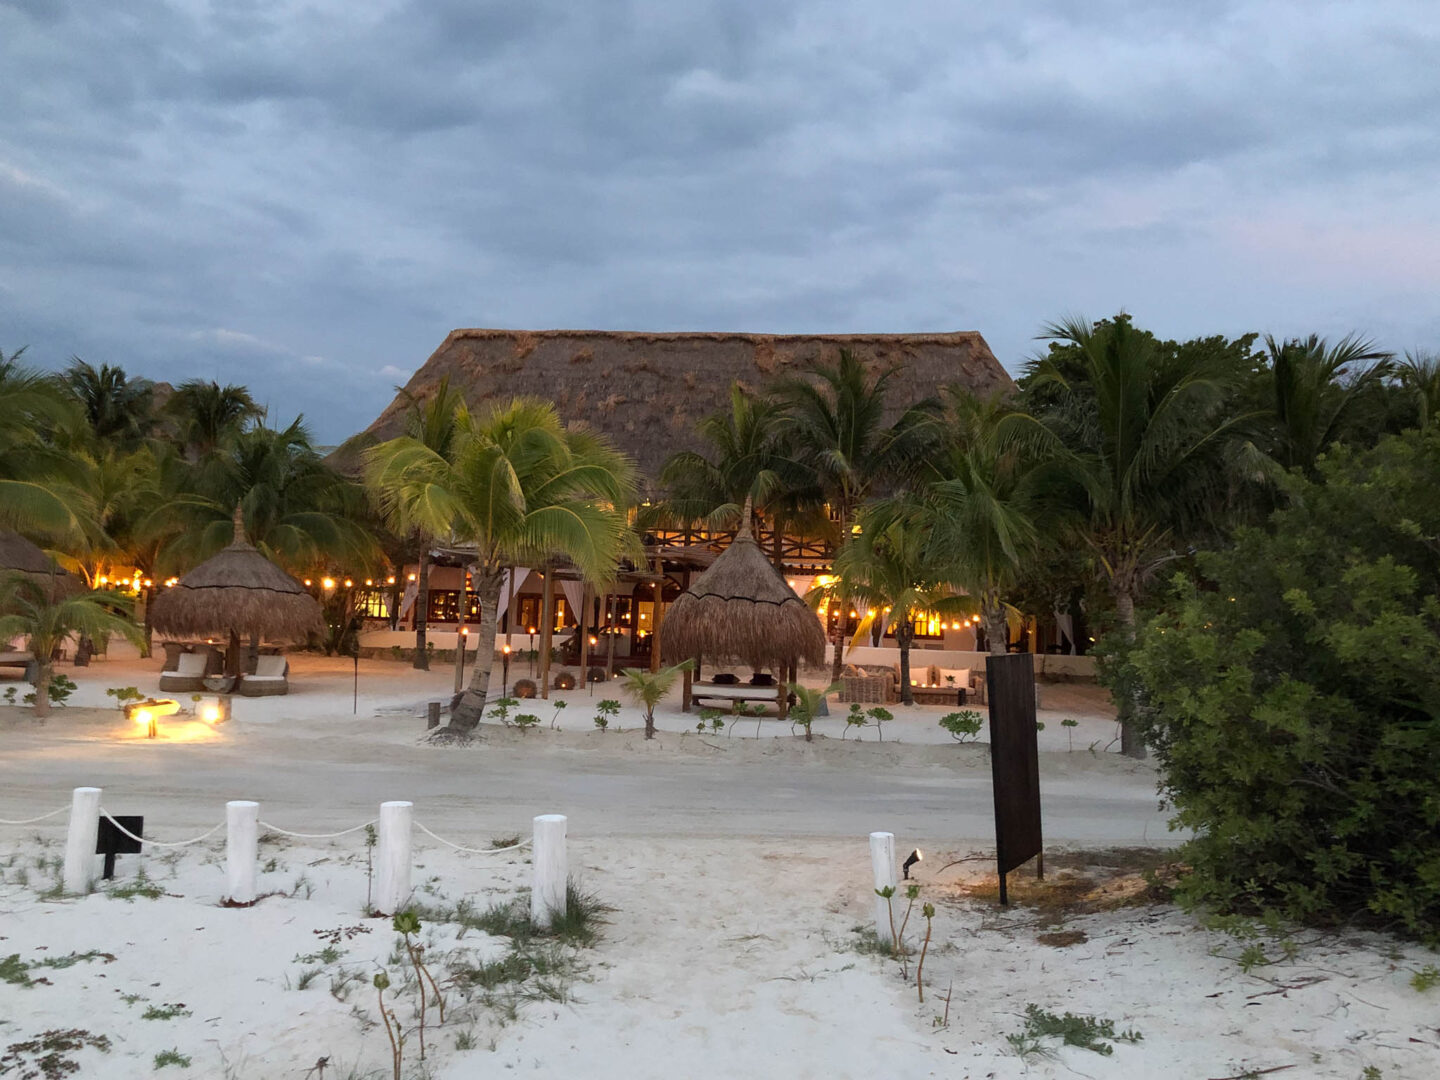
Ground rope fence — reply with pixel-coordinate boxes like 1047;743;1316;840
0;806;68;826
4;788;562;921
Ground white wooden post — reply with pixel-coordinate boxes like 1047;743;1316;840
62;786;102;895
225;800;259;905
375;800;413;915
530;814;568;929
869;831;896;942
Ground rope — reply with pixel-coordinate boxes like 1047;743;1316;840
256;820;376;840
0;807;68;826
99;809;224;849
415;821;533;855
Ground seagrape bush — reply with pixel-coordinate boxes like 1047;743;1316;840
1129;430;1440;941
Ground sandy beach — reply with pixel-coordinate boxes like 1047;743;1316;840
2;650;1436;1078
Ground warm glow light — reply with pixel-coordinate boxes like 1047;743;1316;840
528;626;537;634
202;705;222;724
589;636;597;646
343;579;353;588
387;576;396;585
322;577;336;590
134;708;152;728
814;574;834;587
460;627;469;636
304;579;312;587
143;578;152;587
365;579;373;587
867;608;876;617
502;644;510;654
408;573;416;582
97;575;108;585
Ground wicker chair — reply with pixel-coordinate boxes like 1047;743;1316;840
839;671;895;704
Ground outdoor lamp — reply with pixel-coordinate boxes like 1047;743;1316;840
125;698;180;739
322;577;336;591
902;849;923;880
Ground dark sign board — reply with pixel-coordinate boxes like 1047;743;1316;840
96;815;143;880
986;653;1043;904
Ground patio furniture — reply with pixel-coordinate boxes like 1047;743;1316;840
839;671;895;704
690;682;786;713
159;652;208;693
238;655;289;697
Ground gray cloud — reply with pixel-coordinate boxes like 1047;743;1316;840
2;0;1438;443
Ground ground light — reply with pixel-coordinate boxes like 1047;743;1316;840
903;849;923;880
124;698;180;739
502;643;511;692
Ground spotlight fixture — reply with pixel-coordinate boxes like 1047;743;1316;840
902;848;923;880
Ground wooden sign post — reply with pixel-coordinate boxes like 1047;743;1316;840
986;653;1043;905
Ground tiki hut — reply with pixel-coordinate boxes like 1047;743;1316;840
662;502;826;719
149;509;324;683
0;531;75;596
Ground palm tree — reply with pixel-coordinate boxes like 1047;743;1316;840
922;389;1044;655
164;380;263;460
1023;315;1253;757
382;377;469;671
0;574;141;717
1260;334;1393;475
619;660;693;739
63;359;156;449
364;398;638;731
160;418;376;574
770;349;936;681
826;499;970;705
1397;351;1440;431
0;347;83;539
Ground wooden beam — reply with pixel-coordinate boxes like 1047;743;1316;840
538;562;554;698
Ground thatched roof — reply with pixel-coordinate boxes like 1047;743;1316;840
662;506;826;669
0;531;74;593
149;510;324;643
353;329;1014;479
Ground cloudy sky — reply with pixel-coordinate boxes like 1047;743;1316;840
2;0;1437;443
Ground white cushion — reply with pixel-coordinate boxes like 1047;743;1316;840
173;653;207;676
938;668;971;689
242;674;285;684
254;655;287;678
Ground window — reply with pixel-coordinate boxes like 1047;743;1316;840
356;589;392;619
427;590;460;623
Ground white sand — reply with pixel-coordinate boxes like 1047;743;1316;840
2;650;1436;1078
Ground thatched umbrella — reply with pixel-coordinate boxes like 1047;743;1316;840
149;508;324;676
0;531;75;596
663;502;825;717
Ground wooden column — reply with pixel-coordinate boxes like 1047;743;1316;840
681;663;693;712
604;592;618;678
578;581;591;681
538;563;555;698
776;657;788;722
649;557;666;672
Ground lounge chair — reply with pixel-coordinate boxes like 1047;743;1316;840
239;654;289;697
159;652;208;693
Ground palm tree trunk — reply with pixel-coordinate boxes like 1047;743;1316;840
538;563;554;699
413;545;430;671
32;661;52;718
450;568;504;731
1113;586;1147;760
897;623;915;706
141;584;155;659
982;599;1009;657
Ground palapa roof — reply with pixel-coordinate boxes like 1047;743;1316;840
0;532;71;578
355;329;1014;479
149;510;324;643
662;505;826;669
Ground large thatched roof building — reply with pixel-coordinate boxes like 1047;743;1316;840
358;330;1013;479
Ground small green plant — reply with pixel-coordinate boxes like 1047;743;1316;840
875;885;899;952
390;645;404;660
513;713;540;732
107;870;164;902
916;902;935;1003
1061;717;1078;750
1006;1004;1142;1059
142;1003;191;1020
843;703;867;740
105;686;144;707
865;706;893;742
1361;1067;1383;1080
24;673;78;708
364;822;378;912
487;696;519;726
939;710;983;742
549;699;567;729
393;910;445;1061
619;660;692;739
787;682;839;742
373;971;402;1080
593;698;620;732
3;686;16;705
1411;964;1440;992
1035;720;1046;732
1;954;37;987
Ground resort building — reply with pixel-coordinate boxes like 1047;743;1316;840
351;329;1088;672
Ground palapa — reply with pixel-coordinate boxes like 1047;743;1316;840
149;509;324;664
0;531;75;598
662;501;826;671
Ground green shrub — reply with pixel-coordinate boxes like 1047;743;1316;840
1127;431;1440;941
